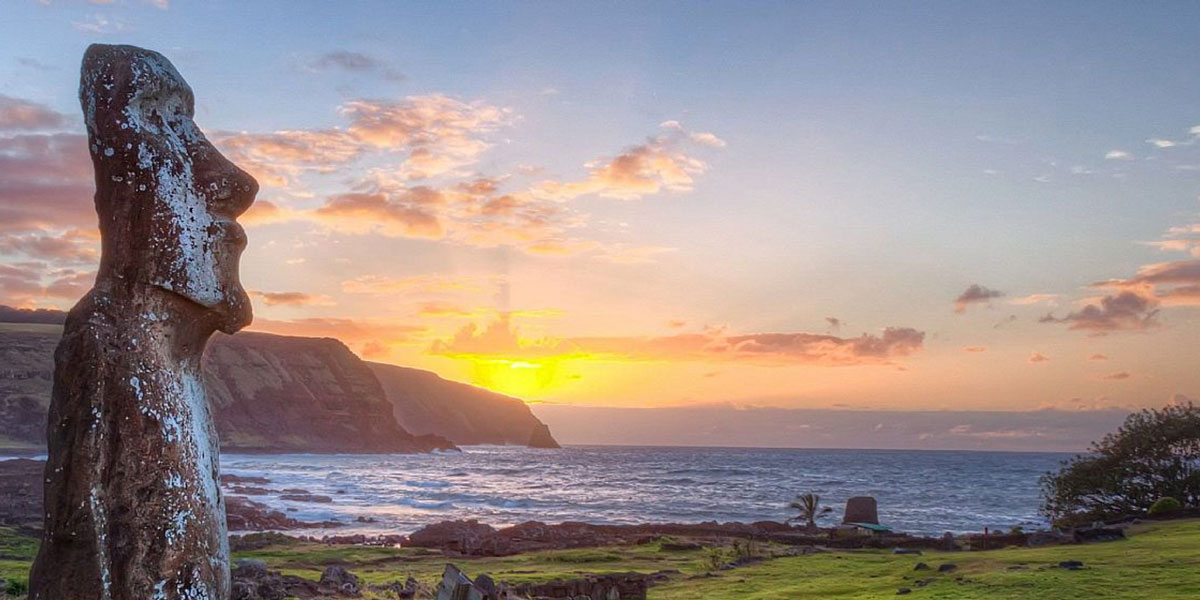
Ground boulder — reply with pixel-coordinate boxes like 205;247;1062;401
319;566;361;595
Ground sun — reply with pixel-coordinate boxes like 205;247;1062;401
467;357;560;399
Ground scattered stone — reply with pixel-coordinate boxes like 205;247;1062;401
938;563;958;572
226;495;341;531
319;566;361;595
1058;560;1084;570
913;562;930;571
897;587;912;595
661;541;703;551
893;547;922;555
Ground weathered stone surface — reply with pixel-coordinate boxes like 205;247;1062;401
843;496;880;524
29;44;258;599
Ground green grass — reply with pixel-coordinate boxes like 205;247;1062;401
2;521;1200;598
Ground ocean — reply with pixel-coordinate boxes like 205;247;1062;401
218;445;1072;537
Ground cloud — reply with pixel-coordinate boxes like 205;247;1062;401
0;261;96;308
1091;259;1200;306
0;229;98;263
340;94;512;179
953;284;1004;313
531;121;716;201
1104;149;1133;160
993;314;1018;329
249;291;335;307
306;50;404;82
1088;353;1108;361
248;317;424;347
1009;293;1059;306
1101;371;1131;380
341;273;490;295
0;133;95;234
963;346;988;353
1039;290;1160;332
825;317;842;331
0;95;66;132
72;14;130;34
1147;139;1177;148
215;129;361;187
313;189;446;238
1028;352;1049;363
431;314;925;367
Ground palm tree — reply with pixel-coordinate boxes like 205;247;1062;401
788;492;832;531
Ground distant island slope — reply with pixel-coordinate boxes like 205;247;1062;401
0;311;559;453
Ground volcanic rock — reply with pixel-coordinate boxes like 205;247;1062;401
842;496;879;524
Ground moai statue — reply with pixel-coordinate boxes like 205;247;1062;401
29;44;257;599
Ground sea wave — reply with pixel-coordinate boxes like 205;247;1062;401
220;445;1066;537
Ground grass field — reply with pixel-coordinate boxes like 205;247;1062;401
2;519;1199;598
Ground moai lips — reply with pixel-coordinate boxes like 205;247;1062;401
29;44;257;600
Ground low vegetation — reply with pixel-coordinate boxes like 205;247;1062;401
4;520;1200;598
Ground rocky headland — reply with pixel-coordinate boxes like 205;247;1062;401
0;314;559;454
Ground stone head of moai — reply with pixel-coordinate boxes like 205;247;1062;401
81;43;257;333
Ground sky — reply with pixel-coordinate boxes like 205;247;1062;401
2;2;1199;449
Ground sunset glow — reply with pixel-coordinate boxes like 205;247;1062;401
3;2;1200;447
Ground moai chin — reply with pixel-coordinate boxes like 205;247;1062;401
29;44;257;600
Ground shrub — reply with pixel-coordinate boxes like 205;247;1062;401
1041;403;1200;527
1148;497;1183;517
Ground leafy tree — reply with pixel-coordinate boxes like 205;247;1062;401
788;492;833;530
1041;403;1200;527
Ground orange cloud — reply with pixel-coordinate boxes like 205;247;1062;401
313;190;446;238
963;346;988;353
248;317;425;348
1039;290;1159;332
341;274;492;295
531;122;714;201
1028;352;1049;363
430;314;925;367
0;95;66;132
340;94;512;179
249;291;335;307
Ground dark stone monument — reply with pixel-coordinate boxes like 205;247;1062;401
842;496;879;524
29;44;257;599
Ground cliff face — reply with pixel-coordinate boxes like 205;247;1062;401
369;362;560;448
0;325;60;449
203;332;456;453
0;322;558;452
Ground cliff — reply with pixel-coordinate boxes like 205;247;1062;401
0;324;60;450
0;318;558;452
202;332;456;453
370;362;560;448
